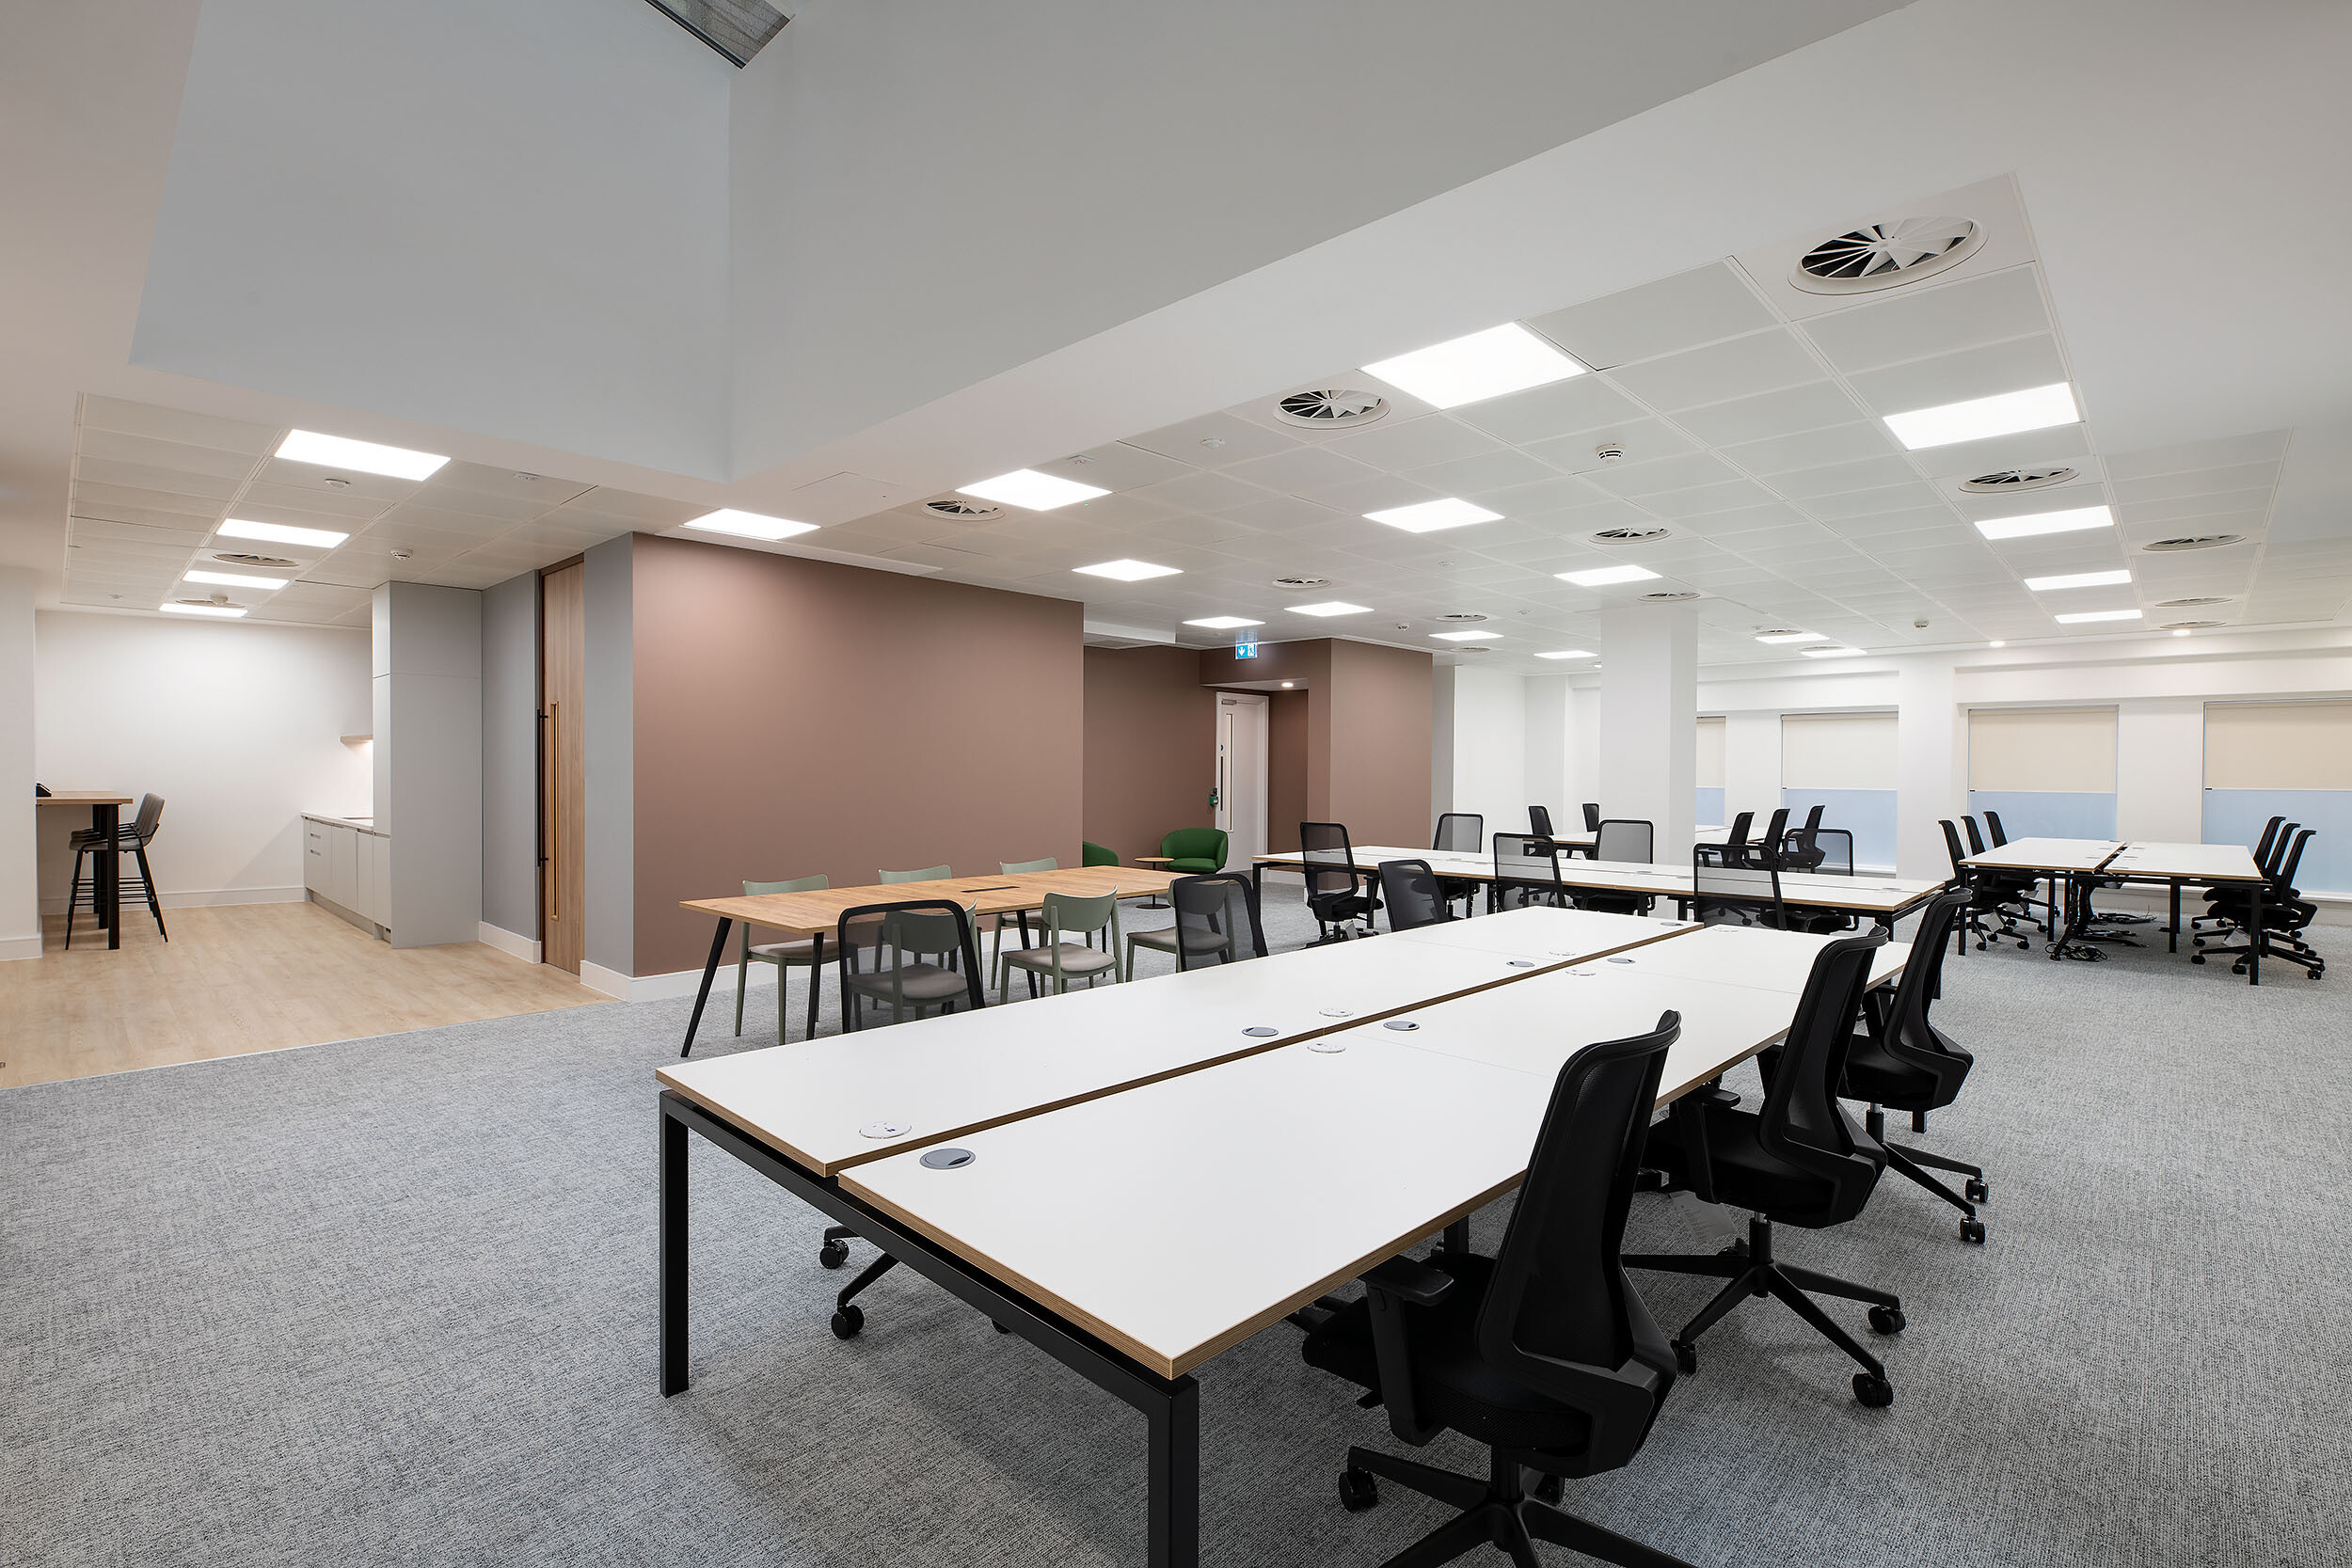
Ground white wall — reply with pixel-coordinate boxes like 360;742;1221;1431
0;572;38;958
32;611;372;911
1442;666;1529;844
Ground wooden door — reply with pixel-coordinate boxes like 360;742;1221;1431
540;563;587;973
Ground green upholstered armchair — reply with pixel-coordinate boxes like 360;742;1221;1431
1159;827;1230;875
1082;840;1120;867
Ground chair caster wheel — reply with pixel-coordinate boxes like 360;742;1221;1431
818;1239;850;1270
2190;955;2204;965
830;1305;864;1339
1960;1217;1987;1244
1852;1372;1894;1408
1672;1338;1697;1374
1965;1177;1989;1204
1338;1466;1378;1513
1868;1306;1906;1336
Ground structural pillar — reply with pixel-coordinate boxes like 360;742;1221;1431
1895;657;1965;882
0;570;38;960
1598;601;1696;864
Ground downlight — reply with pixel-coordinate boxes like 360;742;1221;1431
1961;467;2079;494
1271;388;1389;430
1592;526;1672;545
211;551;299;569
2141;534;2246;552
922;497;1004;521
1791;216;1984;294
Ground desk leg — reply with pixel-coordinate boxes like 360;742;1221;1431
677;917;734;1057
96;803;120;950
2169;880;2181;953
1147;1376;1200;1568
2248;881;2263;987
660;1102;689;1395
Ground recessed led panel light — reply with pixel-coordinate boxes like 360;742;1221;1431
2056;609;2143;624
160;602;248;618
1360;323;1586;409
1883;382;2078;450
1534;648;1597;659
957;468;1109;512
1755;631;1820;645
1184;615;1264;629
276;429;449;481
184;569;291;591
1363;498;1502;533
1074;559;1181;581
1288;601;1371;617
1800;646;1867;658
1557;564;1661;588
2024;569;2133;592
217;518;350;549
1430;629;1502;642
683;509;818;541
1975;504;2114;541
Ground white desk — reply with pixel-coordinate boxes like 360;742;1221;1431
1579;922;1910;993
1385;904;1695;961
1963;836;2268;978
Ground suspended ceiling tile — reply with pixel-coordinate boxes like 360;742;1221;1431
1216;443;1379;496
1525;262;1777;371
1770;454;1929;499
1674;382;1865;446
1122;410;1300;467
1605;329;1821;412
1446;374;1646;446
1324;414;1503;471
1521;418;1696;474
2104;431;2293;481
1718;422;1899;476
80;396;279;453
1800;265;2051;373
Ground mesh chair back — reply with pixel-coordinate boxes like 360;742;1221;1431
1781;805;1825;872
880;863;950;883
1983;809;2011;847
1812;829;1854;876
1432;813;1483;854
1883;891;1970;1071
129;794;165;842
1377;859;1453;930
1493;832;1564;907
1476;1013;1679;1465
2249;816;2285;868
1168;874;1265;969
1750;808;1789;867
1528;805;1555;839
1961;816;1987;856
1299;821;1361;900
1581;803;1603;833
1939;818;1969;879
1724;811;1754;849
1594;819;1653;864
2265;823;2301;879
2273;828;2314;895
1757;931;1885;1175
1691;847;1786;927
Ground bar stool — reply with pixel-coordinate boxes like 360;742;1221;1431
67;793;168;948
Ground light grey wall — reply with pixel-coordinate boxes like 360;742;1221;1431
581;535;633;977
374;581;483;946
480;571;539;941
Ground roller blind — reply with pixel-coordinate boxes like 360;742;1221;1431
1781;712;1896;791
1968;706;2117;792
2204;701;2352;790
1696;717;1725;787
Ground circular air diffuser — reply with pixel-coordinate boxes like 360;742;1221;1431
1592;526;1671;545
1271;576;1330;589
922;498;1002;521
2141;534;2246;552
2162;620;2228;630
1792;216;1983;294
1961;467;2077;494
1436;612;1488;623
1640;591;1701;603
2155;595;2234;609
1271;389;1388;430
212;551;298;568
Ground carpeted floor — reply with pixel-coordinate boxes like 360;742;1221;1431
3;895;2347;1567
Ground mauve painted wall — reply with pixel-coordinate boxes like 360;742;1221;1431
1327;640;1434;846
1267;689;1309;852
629;533;1083;975
1081;646;1212;864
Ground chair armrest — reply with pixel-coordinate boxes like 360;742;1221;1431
1361;1255;1454;1445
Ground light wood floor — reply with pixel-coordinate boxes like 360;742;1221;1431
0;901;609;1089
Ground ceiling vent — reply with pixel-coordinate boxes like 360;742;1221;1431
1271;389;1389;430
1453;644;1493;653
1640;590;1701;602
212;551;298;569
1961;466;2078;493
1271;575;1330;589
1592;525;1671;545
1791;216;1984;295
2155;595;2234;609
1436;612;1488;623
922;497;1003;521
2141;533;2246;552
2162;619;2228;630
1755;626;1805;638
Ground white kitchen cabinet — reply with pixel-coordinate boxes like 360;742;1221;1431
302;815;391;938
327;822;358;911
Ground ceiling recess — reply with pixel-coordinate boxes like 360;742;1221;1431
1271;576;1330;589
2155;595;2234;609
1790;215;1984;294
1640;591;1701;602
1436;612;1489;623
1592;526;1672;544
2162;620;2228;630
1271;389;1389;430
923;497;1003;521
2141;533;2246;552
1961;466;2078;493
212;551;297;568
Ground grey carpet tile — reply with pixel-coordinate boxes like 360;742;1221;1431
3;892;2348;1567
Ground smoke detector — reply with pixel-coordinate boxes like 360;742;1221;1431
1640;590;1701;602
1791;216;1984;294
1271;576;1330;589
212;551;298;569
2162;619;2228;630
1271;388;1389;430
1961;467;2078;494
1592;526;1670;545
2154;595;2234;609
1595;443;1627;464
321;477;352;489
2141;533;2246;552
1436;612;1489;623
923;497;1003;521
390;548;413;562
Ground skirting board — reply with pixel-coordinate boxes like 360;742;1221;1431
477;922;542;964
38;883;305;915
0;933;43;962
580;957;779;1004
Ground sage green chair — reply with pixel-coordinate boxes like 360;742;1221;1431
734;875;835;1043
1082;841;1119;867
1158;827;1230;875
992;856;1057;976
842;902;983;1029
879;863;951;883
997;889;1123;997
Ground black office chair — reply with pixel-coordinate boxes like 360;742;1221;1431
1302;821;1382;940
1690;847;1788;929
1528;805;1555;842
1126;872;1266;974
1813;829;1855;878
1940;818;2035;953
1581;802;1603;833
1699;810;1756;868
1301;1016;1700;1568
1780;803;1827;873
64;792;168;948
820;901;988;1338
2189;816;2287;934
1571;820;1655;915
1836;890;1989;1243
1432;812;1485;916
1378;859;1454;932
1626;930;1903;1405
1492;832;1566;910
2194;828;2325;979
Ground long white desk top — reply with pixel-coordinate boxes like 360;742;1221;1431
1258;847;1937;913
660;917;1692;1175
1386;905;1696;960
1569;922;1911;993
839;955;1820;1378
1962;836;2121;873
2101;841;2265;881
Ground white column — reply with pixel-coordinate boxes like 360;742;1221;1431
1429;664;1457;821
1895;657;1965;881
2117;697;2204;842
1523;672;1568;816
1598;602;1696;863
374;581;483;947
0;572;37;959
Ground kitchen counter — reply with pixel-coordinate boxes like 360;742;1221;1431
302;814;390;935
302;811;387;836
